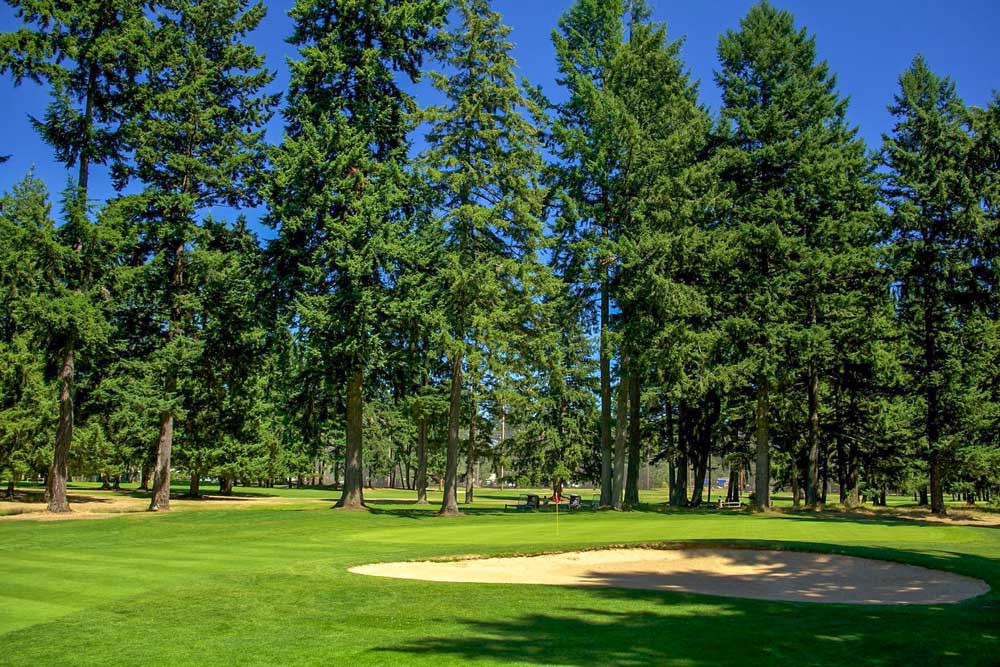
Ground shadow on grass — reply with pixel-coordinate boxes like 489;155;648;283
371;544;1000;667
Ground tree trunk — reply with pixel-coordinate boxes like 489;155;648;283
805;359;821;507
792;465;801;508
924;285;946;514
439;353;462;516
464;395;476;504
623;372;641;509
139;462;150;491
836;434;847;504
918;486;928;506
611;374;628;510
726;464;740;503
415;416;428;504
552;478;563;502
219;475;233;496
671;403;688;507
688;396;718;507
753;383;770;510
846;448;860;507
689;426;710;507
599;277;612;507
4;477;14;500
929;449;945;514
47;346;74;513
189;468;200;497
335;365;365;509
148;408;173;511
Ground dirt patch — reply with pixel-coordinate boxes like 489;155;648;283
349;547;990;605
0;489;316;521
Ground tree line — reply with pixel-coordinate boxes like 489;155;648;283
1;0;998;515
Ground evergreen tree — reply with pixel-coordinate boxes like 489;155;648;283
268;0;446;509
421;0;551;515
0;0;150;511
881;56;984;514
0;174;60;498
606;9;712;509
123;0;275;510
550;0;662;507
714;1;877;509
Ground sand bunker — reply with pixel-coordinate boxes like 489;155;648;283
350;548;989;605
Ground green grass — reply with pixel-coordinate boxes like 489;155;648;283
1;492;998;666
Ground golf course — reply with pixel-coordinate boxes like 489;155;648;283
2;484;998;666
2;0;1000;664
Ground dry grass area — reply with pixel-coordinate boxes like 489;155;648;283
778;503;1000;527
351;547;991;605
0;487;319;521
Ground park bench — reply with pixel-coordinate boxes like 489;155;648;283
505;493;541;512
715;499;742;509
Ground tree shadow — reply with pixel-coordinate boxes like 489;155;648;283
371;545;1000;666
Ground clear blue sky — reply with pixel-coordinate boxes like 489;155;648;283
2;0;998;235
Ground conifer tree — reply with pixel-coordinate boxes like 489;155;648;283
714;2;876;509
550;0;659;506
268;0;446;509
1;0;150;512
881;56;983;514
123;0;274;511
421;0;551;515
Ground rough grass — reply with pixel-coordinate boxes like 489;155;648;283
1;487;998;666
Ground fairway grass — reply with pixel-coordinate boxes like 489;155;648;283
1;493;999;666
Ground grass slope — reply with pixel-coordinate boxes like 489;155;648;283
1;495;998;666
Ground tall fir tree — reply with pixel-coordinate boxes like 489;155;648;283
881;56;983;514
268;0;446;509
0;0;150;511
714;1;877;509
421;0;551;515
549;0;654;507
122;0;275;511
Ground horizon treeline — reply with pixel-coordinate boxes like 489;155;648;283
1;0;998;515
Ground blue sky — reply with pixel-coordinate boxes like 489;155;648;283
2;0;998;236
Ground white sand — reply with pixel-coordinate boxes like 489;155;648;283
349;547;989;605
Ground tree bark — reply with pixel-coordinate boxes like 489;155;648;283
753;383;770;510
439;353;462;516
599;277;612;507
335;365;365;509
149;408;173;511
836;432;847;504
611;374;628;510
188;468;200;497
623;372;641;509
219;475;233;496
726;464;740;503
805;358;821;507
415;415;428;504
464;395;476;504
47;346;74;513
